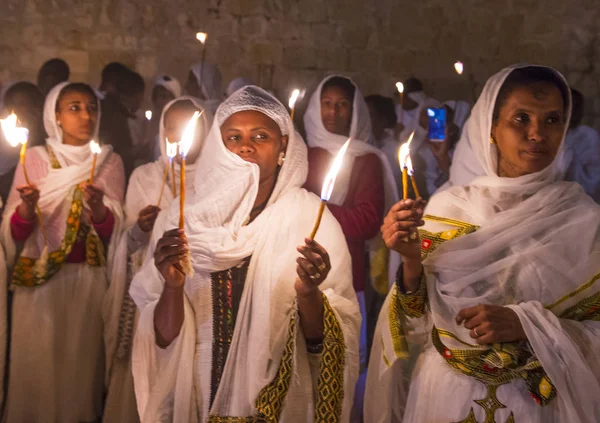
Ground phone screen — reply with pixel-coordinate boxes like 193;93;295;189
427;107;447;142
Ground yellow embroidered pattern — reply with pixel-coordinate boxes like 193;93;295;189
208;295;345;423
11;149;106;288
419;214;479;261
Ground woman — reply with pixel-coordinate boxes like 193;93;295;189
130;86;360;421
1;82;125;422
303;75;399;419
185;62;223;114
366;65;600;422
103;97;211;423
146;74;182;162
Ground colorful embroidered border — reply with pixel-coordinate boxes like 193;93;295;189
387;286;410;360
419;214;479;261
208;295;346;423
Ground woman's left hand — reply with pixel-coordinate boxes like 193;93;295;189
295;238;331;297
84;183;107;223
456;304;526;345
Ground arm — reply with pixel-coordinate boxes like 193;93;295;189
10;207;36;241
327;154;386;240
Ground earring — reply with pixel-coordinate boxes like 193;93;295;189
277;152;286;166
490;136;496;145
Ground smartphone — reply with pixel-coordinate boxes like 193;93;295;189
427;107;447;142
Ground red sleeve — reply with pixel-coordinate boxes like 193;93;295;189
10;208;37;241
92;208;115;243
327;154;385;241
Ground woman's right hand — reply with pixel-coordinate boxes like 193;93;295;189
154;229;188;288
138;205;161;233
381;199;426;261
16;184;40;221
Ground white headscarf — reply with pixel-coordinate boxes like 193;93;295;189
154;74;182;99
190;62;223;111
130;86;359;421
226;77;253;97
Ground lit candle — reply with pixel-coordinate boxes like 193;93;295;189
309;138;352;240
398;132;416;200
288;88;300;122
145;110;152;121
454;61;464;75
177;111;202;230
157;140;178;206
89;140;101;185
196;32;208;90
396;82;404;123
1;112;48;246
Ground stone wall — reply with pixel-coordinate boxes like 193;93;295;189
1;0;599;129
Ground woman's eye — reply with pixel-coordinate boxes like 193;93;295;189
69;105;80;112
227;135;240;142
514;113;529;123
253;133;268;141
547;114;561;124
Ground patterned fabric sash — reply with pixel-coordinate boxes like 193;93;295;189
207;294;346;422
10;146;106;288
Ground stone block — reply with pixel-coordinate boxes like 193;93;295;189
238;16;266;39
226;0;265;17
339;25;371;48
247;41;283;64
283;45;318;69
62;49;90;75
315;48;348;70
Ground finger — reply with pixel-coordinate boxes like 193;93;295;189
388;199;415;214
296;245;325;268
155;247;188;265
463;313;487;330
156;237;186;251
456;305;482;324
85;184;105;194
297;257;318;278
162;228;184;238
382;224;414;243
304;238;330;265
385;231;414;247
297;264;317;287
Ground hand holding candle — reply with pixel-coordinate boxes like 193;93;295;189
1;113;48;247
309;138;352;240
89;140;101;185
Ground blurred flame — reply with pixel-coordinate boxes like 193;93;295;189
321;138;352;201
288;89;300;110
178;111;202;157
1;113;29;147
89;140;102;155
196;32;207;44
454;61;464;75
398;132;415;175
166;139;178;159
145;110;152;120
396;82;404;94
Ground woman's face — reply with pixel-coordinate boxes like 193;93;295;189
320;86;353;136
152;85;175;114
55;90;98;146
164;106;204;164
221;110;288;184
492;82;566;178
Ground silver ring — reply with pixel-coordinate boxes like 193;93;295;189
474;327;480;337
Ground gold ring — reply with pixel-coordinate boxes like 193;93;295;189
318;263;327;272
474;327;480;337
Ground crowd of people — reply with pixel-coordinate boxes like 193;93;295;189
0;56;598;423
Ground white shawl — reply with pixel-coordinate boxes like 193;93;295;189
367;64;600;422
130;86;360;422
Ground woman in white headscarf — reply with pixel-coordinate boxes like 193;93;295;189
1;82;125;422
226;76;253;97
185;62;223;115
130;86;360;422
102;97;211;423
303;75;399;420
366;64;600;423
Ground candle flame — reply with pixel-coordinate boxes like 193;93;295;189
1;113;29;147
396;82;404;94
89;140;102;155
454;61;464;75
196;32;207;44
178;111;202;158
398;132;415;175
145;110;152;120
321;138;352;201
166;139;178;159
288;89;300;109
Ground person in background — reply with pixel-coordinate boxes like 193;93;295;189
365;94;403;193
395;77;427;136
147;74;182;161
444;99;471;136
37;58;70;97
1;82;124;422
304;75;399;422
226;76;253;97
0;82;46;205
98;62;130;100
559;88;600;203
185;61;223;114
